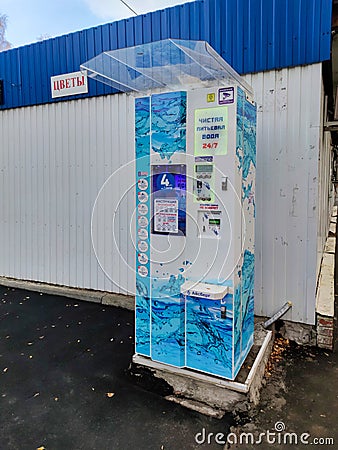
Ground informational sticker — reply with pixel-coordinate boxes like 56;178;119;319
138;253;149;265
194;107;228;156
138;191;148;203
199;204;220;211
138;216;148;228
195;156;213;163
207;93;215;103
154;199;178;233
138;178;148;190
138;228;148;240
138;203;148;215
218;87;234;105
138;240;149;252
138;266;148;277
138;171;148;177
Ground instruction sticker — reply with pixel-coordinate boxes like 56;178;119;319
154;199;178;233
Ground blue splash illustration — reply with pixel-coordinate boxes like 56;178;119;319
234;281;242;366
236;88;256;217
152;274;185;299
136;279;148;298
236;89;256;178
151;92;187;160
240;250;255;363
135;97;151;159
150;275;186;367
151;297;185;367
136;295;150;356
185;294;233;378
234;249;255;375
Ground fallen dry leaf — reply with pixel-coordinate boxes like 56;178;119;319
106;392;115;398
3;367;8;373
33;392;40;398
27;342;33;346
36;446;45;450
264;337;289;377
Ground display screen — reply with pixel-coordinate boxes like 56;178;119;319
209;219;220;225
152;164;186;235
196;164;213;173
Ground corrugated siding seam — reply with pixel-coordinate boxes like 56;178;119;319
0;0;332;110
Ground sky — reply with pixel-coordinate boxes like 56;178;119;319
0;0;194;48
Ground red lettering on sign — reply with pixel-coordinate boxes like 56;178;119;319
77;76;85;86
53;80;60;91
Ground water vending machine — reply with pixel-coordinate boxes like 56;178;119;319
135;85;256;380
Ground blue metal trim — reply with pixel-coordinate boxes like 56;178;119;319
0;0;332;110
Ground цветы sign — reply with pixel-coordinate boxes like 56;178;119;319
51;71;88;98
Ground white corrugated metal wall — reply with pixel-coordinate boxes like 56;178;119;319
244;63;326;324
0;63;332;324
0;94;135;295
316;92;334;280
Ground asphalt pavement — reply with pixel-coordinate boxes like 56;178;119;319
0;286;231;450
1;285;337;450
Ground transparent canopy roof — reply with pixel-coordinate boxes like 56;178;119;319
80;39;252;95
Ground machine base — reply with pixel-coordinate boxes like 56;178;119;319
132;325;272;416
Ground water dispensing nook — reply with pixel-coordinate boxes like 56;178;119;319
181;280;237;379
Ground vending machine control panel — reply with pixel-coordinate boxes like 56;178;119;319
193;163;215;203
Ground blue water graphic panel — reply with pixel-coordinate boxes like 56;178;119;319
151;275;185;366
239;90;256;367
234;282;242;373
151;91;187;160
185;294;233;379
151;297;185;367
135;97;151;357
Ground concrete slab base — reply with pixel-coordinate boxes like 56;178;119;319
132;325;273;417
